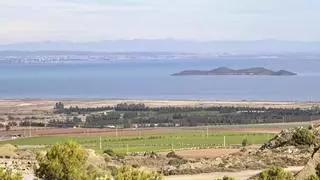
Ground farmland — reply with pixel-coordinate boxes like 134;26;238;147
0;130;274;153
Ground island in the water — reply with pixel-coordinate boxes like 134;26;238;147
172;67;297;76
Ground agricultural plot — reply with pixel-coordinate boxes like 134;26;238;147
0;131;274;153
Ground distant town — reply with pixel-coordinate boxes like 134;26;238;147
0;51;319;64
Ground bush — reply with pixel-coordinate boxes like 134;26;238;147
35;141;109;180
0;167;22;180
257;166;294;180
115;165;163;180
315;164;320;178
242;138;248;147
104;149;116;157
166;151;182;159
168;158;188;166
308;175;320;180
216;176;235;180
103;149;125;159
86;164;110;180
292;127;315;146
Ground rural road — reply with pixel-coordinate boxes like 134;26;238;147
165;166;303;180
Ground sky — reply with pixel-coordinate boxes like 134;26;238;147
0;0;320;43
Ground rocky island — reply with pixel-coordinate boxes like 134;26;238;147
172;67;297;76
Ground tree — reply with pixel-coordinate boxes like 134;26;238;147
5;125;10;131
0;167;22;180
35;141;90;180
54;102;65;113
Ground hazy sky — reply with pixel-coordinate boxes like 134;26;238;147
0;0;320;43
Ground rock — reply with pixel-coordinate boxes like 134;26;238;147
295;148;320;180
260;128;295;150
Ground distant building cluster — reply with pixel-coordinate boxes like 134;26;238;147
0;52;211;64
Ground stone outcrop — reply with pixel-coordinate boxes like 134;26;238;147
295;148;320;180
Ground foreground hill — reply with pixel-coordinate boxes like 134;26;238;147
172;67;297;76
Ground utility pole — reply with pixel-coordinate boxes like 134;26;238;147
29;120;31;137
116;126;118;137
126;144;129;155
99;136;102;150
223;136;226;147
206;126;209;138
171;136;174;151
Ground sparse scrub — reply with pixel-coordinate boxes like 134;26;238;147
216;176;235;180
0;167;22;180
168;158;188;166
292;127;315;146
257;166;294;180
242;138;248;147
115;165;164;180
307;175;320;180
103;149;125;159
166;151;182;159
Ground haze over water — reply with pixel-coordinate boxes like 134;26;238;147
1;58;320;101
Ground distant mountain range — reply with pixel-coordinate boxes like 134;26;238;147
172;67;297;76
1;39;320;54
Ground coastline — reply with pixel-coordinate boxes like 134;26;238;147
0;98;319;112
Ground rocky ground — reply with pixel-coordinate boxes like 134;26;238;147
123;145;311;176
124;125;320;177
0;144;36;176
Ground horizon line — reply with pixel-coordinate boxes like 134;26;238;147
2;38;320;45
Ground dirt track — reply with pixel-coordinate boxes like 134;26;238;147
165;166;303;180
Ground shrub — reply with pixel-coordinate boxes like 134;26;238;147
308;175;320;180
0;167;22;180
35;141;88;180
242;138;248;147
86;164;110;180
166;151;182;159
115;165;163;180
216;176;235;180
35;141;109;180
168;158;188;166
292;127;315;146
316;164;320;178
257;166;294;180
107;166;118;177
104;149;116;157
103;149;125;159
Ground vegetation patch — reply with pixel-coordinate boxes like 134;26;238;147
0;167;22;180
255;166;294;180
0;144;17;158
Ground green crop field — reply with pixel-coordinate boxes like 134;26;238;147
0;131;274;153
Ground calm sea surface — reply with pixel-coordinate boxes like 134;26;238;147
0;58;320;101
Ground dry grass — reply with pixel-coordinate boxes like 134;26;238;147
0;144;18;158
